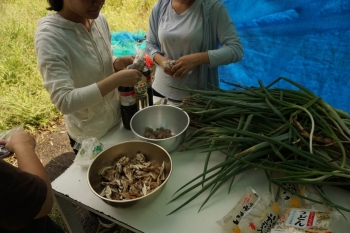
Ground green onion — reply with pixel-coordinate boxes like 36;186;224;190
167;77;350;215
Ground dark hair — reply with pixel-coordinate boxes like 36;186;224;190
46;0;63;11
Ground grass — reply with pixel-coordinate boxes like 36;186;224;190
0;0;157;232
0;1;58;133
0;0;156;133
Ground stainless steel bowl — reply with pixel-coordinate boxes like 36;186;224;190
130;105;190;152
87;141;172;207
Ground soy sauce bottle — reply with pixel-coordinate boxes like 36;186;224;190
118;86;138;130
143;67;153;106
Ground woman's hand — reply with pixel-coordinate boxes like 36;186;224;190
113;56;135;72
98;69;142;97
6;130;54;219
171;52;210;78
116;69;142;87
5;130;36;153
154;54;176;76
162;60;177;76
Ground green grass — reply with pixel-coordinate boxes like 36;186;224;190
0;1;57;132
0;0;156;232
103;0;155;31
0;0;156;133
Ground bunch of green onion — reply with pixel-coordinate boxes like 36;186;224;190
168;77;350;216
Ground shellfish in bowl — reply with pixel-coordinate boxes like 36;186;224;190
130;105;190;152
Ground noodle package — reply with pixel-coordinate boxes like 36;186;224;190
271;208;341;233
216;187;259;232
233;192;279;233
271;172;331;212
296;185;332;212
271;172;302;209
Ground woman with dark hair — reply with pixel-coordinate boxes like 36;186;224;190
35;0;142;148
46;0;63;11
34;0;140;229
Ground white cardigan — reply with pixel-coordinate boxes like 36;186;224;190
35;13;120;141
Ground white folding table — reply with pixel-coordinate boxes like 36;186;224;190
52;117;350;233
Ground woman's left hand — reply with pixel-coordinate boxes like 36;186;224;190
170;55;195;78
171;53;208;79
114;56;134;72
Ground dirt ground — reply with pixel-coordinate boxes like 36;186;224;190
35;118;75;181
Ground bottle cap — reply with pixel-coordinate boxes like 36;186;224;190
142;67;151;76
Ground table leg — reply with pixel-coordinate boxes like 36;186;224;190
54;194;84;233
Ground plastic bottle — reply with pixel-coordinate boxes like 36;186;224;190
134;71;149;110
143;67;153;106
118;86;138;130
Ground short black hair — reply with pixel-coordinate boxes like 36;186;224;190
46;0;63;11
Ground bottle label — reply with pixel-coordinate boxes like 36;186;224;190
145;74;152;88
119;90;136;106
134;75;147;95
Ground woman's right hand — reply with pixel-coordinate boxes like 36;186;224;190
115;69;142;87
5;130;36;153
162;60;176;76
154;54;176;76
98;69;142;96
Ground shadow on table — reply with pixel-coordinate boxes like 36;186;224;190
45;152;75;182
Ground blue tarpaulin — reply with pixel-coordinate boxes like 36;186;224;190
220;0;350;113
112;0;350;113
111;30;146;57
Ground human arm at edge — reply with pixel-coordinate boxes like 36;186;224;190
5;130;53;219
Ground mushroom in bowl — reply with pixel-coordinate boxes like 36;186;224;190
87;141;172;207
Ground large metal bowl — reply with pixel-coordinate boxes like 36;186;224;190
130;105;190;152
87;141;172;207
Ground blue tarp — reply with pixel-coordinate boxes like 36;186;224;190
112;0;350;113
111;30;146;57
220;0;350;113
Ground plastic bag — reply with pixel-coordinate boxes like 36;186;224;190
272;208;341;233
217;187;259;232
297;185;332;212
154;97;168;105
127;48;145;71
0;126;23;158
233;192;279;233
0;126;23;140
73;137;103;168
162;60;176;69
